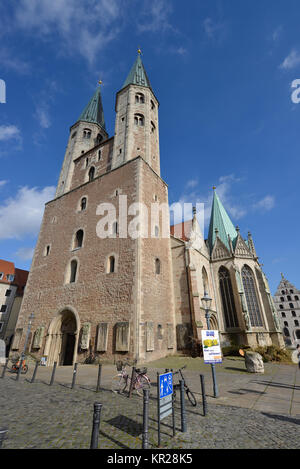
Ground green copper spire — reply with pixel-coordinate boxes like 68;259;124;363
78;85;106;130
208;189;238;253
122;52;152;90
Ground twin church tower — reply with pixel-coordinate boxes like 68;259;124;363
12;53;283;366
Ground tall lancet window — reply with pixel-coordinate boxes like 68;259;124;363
219;266;239;328
88;167;95;182
241;265;263;327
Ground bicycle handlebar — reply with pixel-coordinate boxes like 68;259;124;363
172;365;187;375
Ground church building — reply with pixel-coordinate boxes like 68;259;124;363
12;53;283;365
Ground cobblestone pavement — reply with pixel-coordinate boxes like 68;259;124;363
0;361;299;449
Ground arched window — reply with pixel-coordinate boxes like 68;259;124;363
292;311;296;317
281;290;285;295
241;265;263;327
281;312;286;317
151;100;155;110
108;256;115;273
80;197;87;211
218;266;239;328
151;121;156;133
98;149;102;161
279;304;283;309
155;258;161;275
295;295;299;301
202;267;209;295
295;320;299;327
154;225;159;238
135;93;145;104
283;327;290;337
74;230;84;249
85;157;89;168
83;129;91;139
280;296;284;302
134;113;144;126
290;289;294;294
69;260;78;283
284;321;288;326
296;330;300;339
287;295;292;301
96;133;103;144
88;167;95;182
289;303;294;309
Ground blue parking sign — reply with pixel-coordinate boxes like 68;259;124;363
159;372;173;399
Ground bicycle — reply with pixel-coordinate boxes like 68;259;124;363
172;365;197;406
9;357;28;374
111;360;151;397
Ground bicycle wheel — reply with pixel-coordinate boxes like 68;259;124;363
22;365;28;374
186;388;197;407
135;375;151;397
111;374;128;394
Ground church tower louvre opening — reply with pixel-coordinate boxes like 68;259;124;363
12;52;284;366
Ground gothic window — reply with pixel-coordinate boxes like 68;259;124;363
83;129;91;139
295;295;299;301
241;265;263;327
96;133;103;144
290;289;294;294
135;93;145;104
289;303;294;309
74;230;84;249
155;258;161;275
295;320;299;326
280;296;284;302
45;245;50;256
134;113;144;126
287;295;292;301
202;267;209;295
279;304;283;309
69;260;78;283
281;290;285;295
80;197;87;211
281;312;286;317
88;166;95;182
292;311;296;317
284;321;288;326
108;256;115;273
218;266;239;328
283;327;290;337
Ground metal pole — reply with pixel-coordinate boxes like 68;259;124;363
16;312;34;381
142;388;149;449
1;358;9;378
179;379;187;433
90;402;102;449
31;361;39;384
49;361;57;386
96;364;102;393
0;428;8;449
157;372;161;447
128;366;136;398
71;363;78;389
205;311;219;398
200;374;207;416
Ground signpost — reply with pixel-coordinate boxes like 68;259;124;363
157;371;174;446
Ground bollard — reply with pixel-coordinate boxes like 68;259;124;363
0;428;8;449
200;374;207;416
31;361;39;384
71;363;78;389
179;379;187;433
128;366;136;398
16;356;23;382
142;388;149;449
96;364;102;393
1;358;9;378
90;402;103;449
49;362;57;386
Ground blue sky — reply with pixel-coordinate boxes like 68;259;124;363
0;0;300;293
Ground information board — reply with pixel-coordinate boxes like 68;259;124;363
201;330;222;364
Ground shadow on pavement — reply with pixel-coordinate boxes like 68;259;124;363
261;412;300;425
228;389;266;395
252;381;300;390
223;367;249;373
99;429;131;449
106;415;143;437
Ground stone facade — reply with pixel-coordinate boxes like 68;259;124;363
273;274;300;347
12;53;284;366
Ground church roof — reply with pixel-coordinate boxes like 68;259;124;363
122;53;152;90
208;190;238;253
77;86;106;130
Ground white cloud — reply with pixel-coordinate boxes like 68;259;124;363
203;17;227;42
0;180;8;188
272;25;283;42
0;125;21;142
15;247;35;260
253;195;275;212
12;0;122;65
0;185;56;240
280;49;300;70
137;0;173;33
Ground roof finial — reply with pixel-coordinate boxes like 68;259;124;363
236;225;240;233
281;272;285;280
137;47;142;55
98;79;102;87
212;186;216;191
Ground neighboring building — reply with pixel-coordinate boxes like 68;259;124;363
12;52;283;366
0;259;29;353
273;274;300;347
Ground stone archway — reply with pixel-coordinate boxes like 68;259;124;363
45;309;79;366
